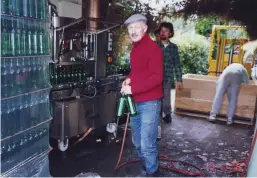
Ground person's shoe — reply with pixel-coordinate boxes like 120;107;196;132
146;169;163;177
136;171;162;177
157;126;162;140
227;117;233;125
207;115;216;122
163;115;172;123
136;166;147;177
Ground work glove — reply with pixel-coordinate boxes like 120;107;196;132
120;85;132;95
122;78;131;87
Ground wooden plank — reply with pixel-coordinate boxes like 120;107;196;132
175;74;257;126
175;88;191;98
187;89;256;107
175;109;253;125
175;97;255;119
177;74;257;107
183;74;218;81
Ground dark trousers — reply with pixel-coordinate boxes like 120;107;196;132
161;82;172;116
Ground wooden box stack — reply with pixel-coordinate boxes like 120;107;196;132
174;74;257;125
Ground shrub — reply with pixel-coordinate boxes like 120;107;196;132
171;33;210;75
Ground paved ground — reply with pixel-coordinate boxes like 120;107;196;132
49;90;254;177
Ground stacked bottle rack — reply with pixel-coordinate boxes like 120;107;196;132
1;0;52;175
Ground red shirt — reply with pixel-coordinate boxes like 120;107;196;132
128;34;164;102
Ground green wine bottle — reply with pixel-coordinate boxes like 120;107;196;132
40;0;46;20
8;0;15;15
10;18;16;56
15;19;22;56
23;0;28;17
28;0;35;18
32;20;38;55
117;95;126;117
15;0;22;16
27;20;32;55
38;22;44;54
126;95;137;116
1;18;8;57
21;19;26;55
1;0;8;14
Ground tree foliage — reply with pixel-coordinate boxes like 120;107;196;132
195;14;228;37
112;0;172;67
174;0;257;40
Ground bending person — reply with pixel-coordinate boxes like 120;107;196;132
208;63;250;125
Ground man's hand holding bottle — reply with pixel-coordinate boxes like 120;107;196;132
121;78;132;95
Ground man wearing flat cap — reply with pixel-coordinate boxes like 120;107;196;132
120;14;164;177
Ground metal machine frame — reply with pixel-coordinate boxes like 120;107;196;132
48;1;125;151
207;25;255;77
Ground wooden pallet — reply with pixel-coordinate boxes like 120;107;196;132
175;108;254;125
174;74;257;126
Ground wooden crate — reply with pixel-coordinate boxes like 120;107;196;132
174;74;257;125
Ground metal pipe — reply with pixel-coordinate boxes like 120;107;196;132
95;23;121;35
55;17;85;31
94;34;98;79
87;0;100;30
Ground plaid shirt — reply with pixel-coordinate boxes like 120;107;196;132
156;41;183;84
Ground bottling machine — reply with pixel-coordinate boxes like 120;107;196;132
48;0;125;151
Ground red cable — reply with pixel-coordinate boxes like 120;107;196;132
115;114;204;177
244;128;257;175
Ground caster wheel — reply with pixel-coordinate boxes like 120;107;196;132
106;123;117;133
58;139;69;152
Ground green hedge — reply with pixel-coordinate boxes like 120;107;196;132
171;33;210;75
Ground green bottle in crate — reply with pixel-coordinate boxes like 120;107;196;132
9;59;16;97
15;0;22;16
1;18;8;57
38;22;44;54
31;57;38;90
26;58;32;92
10;18;16;56
43;25;49;54
15;19;22;56
8;0;15;15
27;19;32;55
22;0;28;17
20;19;26;55
40;0;46;20
1;0;8;14
14;58;23;95
1;59;8;98
32;20;38;55
28;0;35;18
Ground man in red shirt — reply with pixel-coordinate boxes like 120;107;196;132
120;14;164;177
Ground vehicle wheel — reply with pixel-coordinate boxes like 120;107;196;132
58;139;69;152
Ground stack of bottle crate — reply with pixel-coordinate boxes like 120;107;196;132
1;0;52;175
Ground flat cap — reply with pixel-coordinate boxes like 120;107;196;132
124;14;147;25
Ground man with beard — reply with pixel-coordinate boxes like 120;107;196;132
154;28;160;42
157;22;183;124
121;14;164;177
